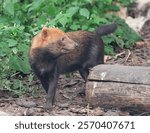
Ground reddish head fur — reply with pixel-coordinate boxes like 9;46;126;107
30;27;78;58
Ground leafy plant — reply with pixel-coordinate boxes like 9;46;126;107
0;0;139;94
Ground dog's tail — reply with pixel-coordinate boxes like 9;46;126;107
96;23;117;36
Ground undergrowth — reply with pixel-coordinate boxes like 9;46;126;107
0;0;140;94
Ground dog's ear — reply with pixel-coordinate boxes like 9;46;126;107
41;27;49;39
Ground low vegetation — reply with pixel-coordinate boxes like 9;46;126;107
0;0;140;94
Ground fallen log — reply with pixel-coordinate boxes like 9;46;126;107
86;64;150;112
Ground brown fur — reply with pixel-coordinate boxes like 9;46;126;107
29;23;117;109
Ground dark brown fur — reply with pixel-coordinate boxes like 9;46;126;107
29;23;117;109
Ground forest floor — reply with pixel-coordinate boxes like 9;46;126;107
0;5;150;116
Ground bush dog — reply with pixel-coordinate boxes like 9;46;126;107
29;23;117;109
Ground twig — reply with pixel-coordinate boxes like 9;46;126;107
114;51;126;59
118;50;131;64
10;72;20;78
23;108;29;116
87;104;90;116
139;112;150;116
124;49;131;63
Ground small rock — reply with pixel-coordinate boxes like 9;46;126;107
137;0;150;10
88;107;105;116
136;41;147;48
104;110;129;116
126;16;147;32
147;60;150;64
0;111;10;116
16;99;37;108
104;110;120;116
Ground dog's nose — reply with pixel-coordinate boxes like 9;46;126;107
75;43;79;48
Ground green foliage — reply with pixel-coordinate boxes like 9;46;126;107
103;15;141;54
116;0;136;6
0;0;140;94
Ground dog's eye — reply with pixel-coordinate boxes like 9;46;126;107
62;37;65;41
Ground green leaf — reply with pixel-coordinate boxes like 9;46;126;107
0;16;8;23
3;1;14;16
36;16;47;26
21;57;31;74
99;18;108;23
80;8;90;19
17;44;29;54
28;74;34;83
47;5;57;17
13;79;21;90
9;56;23;72
83;0;92;3
111;34;125;48
31;0;43;10
82;25;88;30
12;47;18;54
58;16;68;27
9;56;31;74
88;28;95;31
66;7;79;16
104;45;115;55
54;12;64;20
103;0;112;4
7;39;17;47
70;24;80;30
